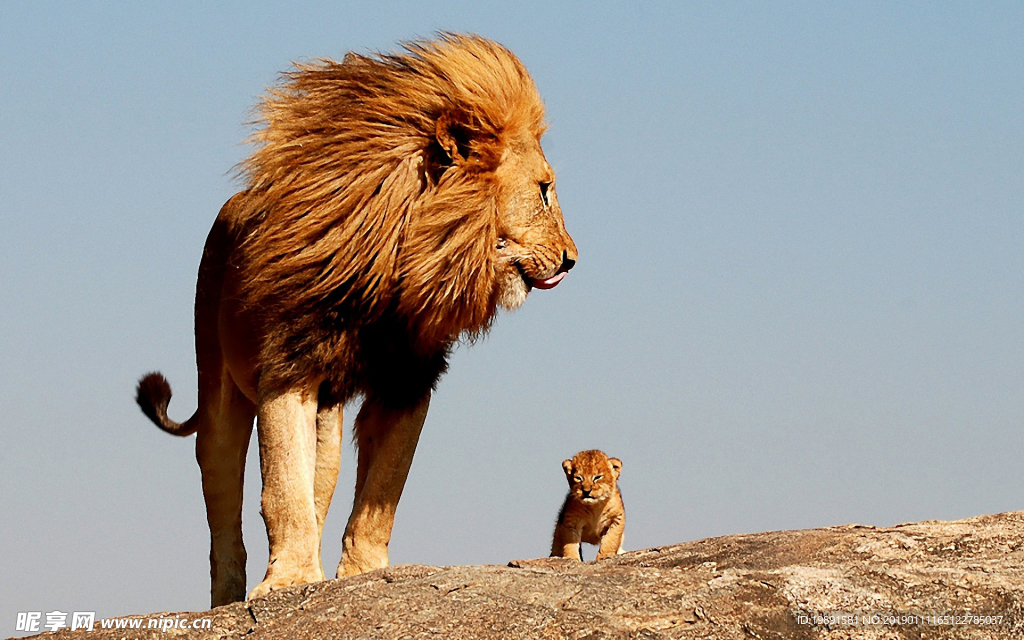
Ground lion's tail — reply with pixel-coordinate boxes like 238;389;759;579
135;372;198;437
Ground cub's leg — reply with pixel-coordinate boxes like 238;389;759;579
552;532;584;561
195;366;256;607
551;515;584;561
248;383;323;600
313;389;342;570
337;394;430;577
595;517;625;560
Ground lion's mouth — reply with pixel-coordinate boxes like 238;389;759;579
516;260;572;291
500;240;575;292
528;270;568;290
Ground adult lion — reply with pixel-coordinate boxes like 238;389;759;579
136;34;576;606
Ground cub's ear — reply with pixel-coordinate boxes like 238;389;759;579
562;459;574;476
435;111;472;164
609;458;622;477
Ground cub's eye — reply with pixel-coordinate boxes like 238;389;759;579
593;475;603;481
573;475;582;483
539;181;551;206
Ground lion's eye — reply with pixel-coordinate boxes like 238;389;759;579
539;181;551;206
593;475;602;481
573;475;582;482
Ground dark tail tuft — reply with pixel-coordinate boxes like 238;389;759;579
136;372;197;436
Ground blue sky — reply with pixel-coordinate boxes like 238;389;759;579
2;0;1022;626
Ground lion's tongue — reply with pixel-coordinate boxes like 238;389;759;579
530;271;567;290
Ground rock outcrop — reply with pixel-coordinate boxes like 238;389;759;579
31;511;1024;639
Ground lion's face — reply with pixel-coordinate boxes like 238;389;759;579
492;139;578;310
562;450;622;505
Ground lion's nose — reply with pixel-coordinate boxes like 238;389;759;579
560;251;576;272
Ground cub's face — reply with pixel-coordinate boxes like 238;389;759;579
493;139;578;310
562;450;622;505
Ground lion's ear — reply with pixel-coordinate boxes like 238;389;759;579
562;459;574;477
436;111;472;164
609;457;622;479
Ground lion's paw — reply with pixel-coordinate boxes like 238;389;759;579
247;567;324;601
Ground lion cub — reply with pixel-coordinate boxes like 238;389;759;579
551;450;625;561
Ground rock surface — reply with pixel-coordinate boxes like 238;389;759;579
29;511;1024;639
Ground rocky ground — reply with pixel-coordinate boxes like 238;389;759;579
27;511;1024;639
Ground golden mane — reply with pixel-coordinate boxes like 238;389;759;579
235;34;547;391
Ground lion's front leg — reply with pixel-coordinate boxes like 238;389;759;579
249;384;324;600
596;516;625;560
337;394;430;577
313;398;342;569
551;526;584;562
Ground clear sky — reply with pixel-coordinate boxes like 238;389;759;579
2;0;1022;627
